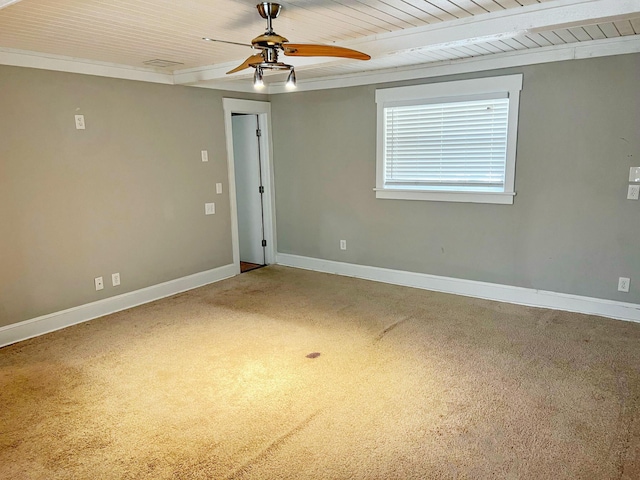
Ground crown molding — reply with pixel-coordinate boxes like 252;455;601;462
2;36;638;94
0;47;174;84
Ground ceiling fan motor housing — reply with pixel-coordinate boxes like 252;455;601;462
251;32;289;48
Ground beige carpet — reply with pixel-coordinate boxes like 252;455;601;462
1;266;639;479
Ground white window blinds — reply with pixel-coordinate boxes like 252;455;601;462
383;96;510;192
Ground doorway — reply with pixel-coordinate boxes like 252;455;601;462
232;113;265;272
222;99;276;275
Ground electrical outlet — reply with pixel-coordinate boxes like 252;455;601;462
95;276;104;291
205;203;215;215
112;273;120;287
618;277;630;293
627;185;640;200
216;183;223;194
201;150;208;162
75;114;85;130
340;240;347;250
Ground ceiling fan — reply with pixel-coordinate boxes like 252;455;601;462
203;2;371;89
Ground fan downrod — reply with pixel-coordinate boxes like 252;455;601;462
257;2;281;35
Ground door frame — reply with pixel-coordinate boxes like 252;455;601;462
222;98;276;273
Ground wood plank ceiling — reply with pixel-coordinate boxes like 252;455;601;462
0;0;639;88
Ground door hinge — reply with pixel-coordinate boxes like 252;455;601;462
256;129;262;137
259;185;264;194
261;239;267;247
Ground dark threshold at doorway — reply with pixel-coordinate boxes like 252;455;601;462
240;262;265;273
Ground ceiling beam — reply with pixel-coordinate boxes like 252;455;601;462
267;35;640;94
356;0;640;56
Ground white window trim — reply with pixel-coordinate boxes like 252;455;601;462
375;74;523;205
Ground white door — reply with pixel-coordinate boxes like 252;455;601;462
232;114;265;265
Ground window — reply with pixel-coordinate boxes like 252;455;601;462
375;74;522;204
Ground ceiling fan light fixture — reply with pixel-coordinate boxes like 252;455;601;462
212;3;370;87
285;68;297;89
253;67;265;89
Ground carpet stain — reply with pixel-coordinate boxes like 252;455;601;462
305;352;321;359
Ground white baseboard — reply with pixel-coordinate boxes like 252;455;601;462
0;264;238;348
4;257;637;349
276;253;640;323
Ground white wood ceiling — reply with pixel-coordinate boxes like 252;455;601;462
0;0;639;90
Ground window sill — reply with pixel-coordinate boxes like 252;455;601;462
374;188;515;204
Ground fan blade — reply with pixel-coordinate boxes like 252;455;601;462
283;44;370;60
226;53;264;74
203;38;253;48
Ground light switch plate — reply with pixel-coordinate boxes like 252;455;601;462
630;167;640;182
112;272;120;287
628;185;640;200
95;276;104;291
205;203;215;215
201;150;208;162
216;183;223;194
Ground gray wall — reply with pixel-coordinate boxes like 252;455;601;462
0;65;263;327
2;54;638;329
270;54;640;303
